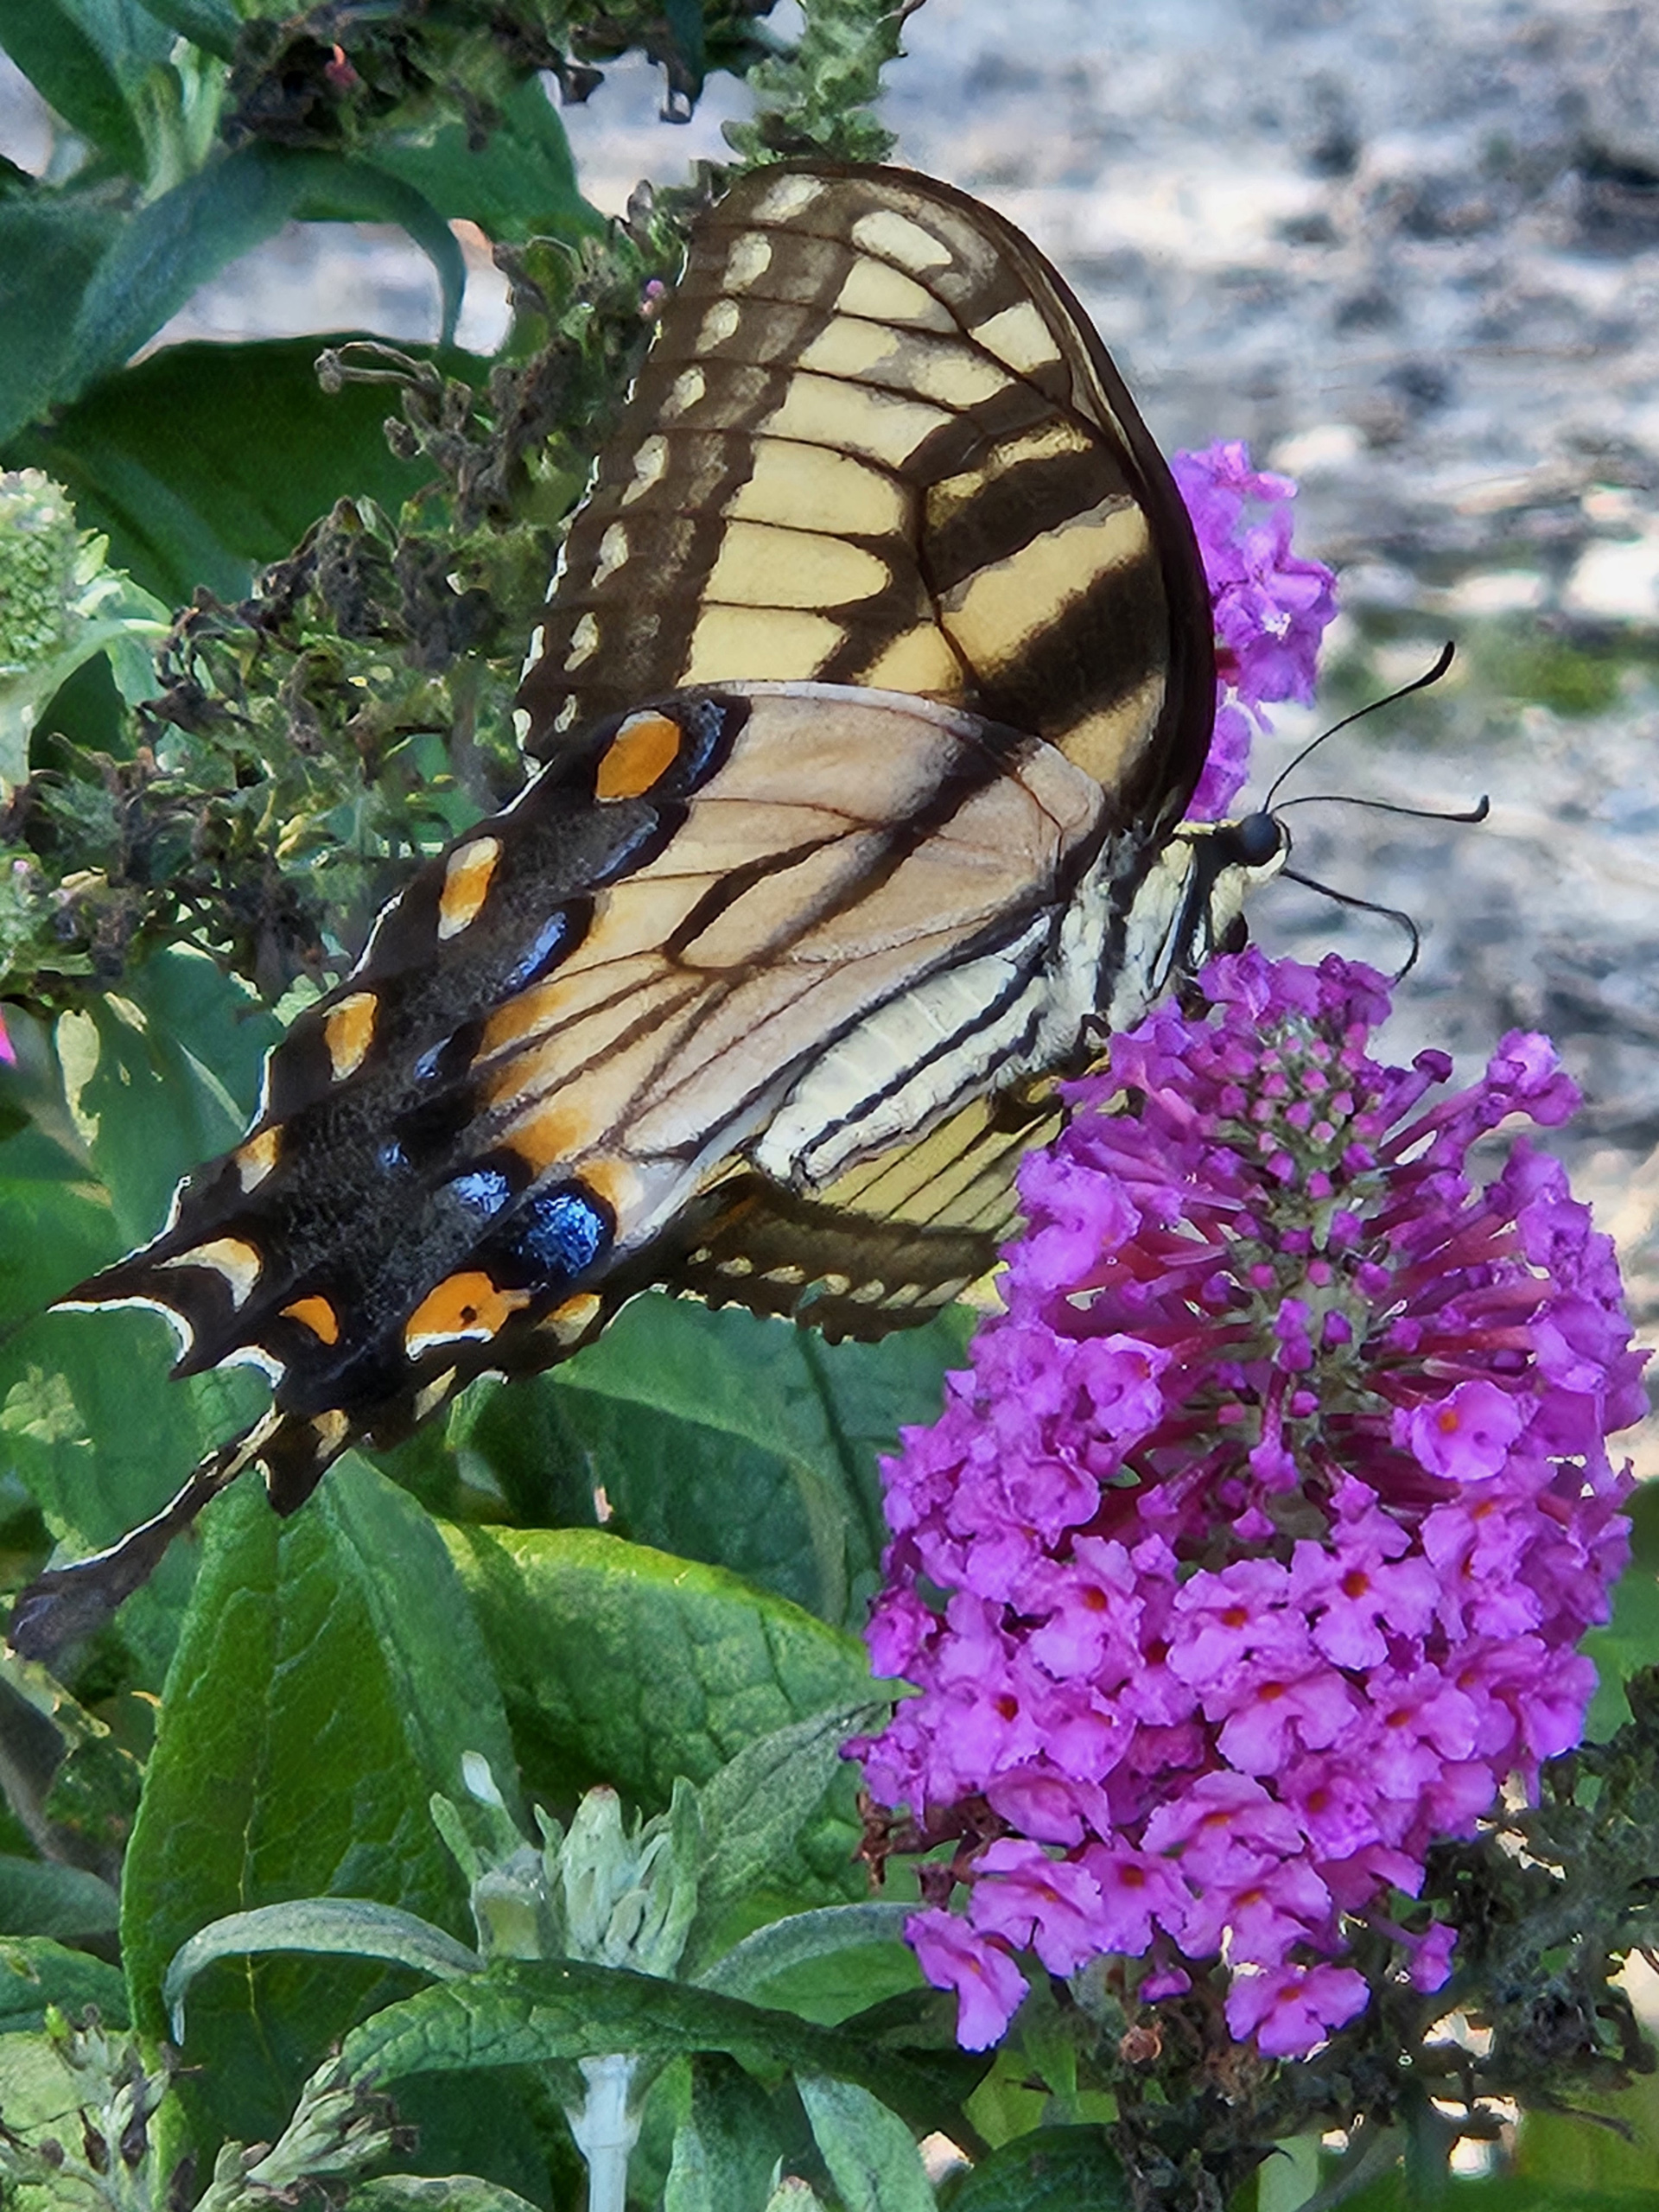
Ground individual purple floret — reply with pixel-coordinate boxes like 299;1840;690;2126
857;953;1643;2060
1173;442;1338;820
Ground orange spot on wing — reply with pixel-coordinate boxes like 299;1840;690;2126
439;836;501;940
282;1294;340;1345
404;1271;531;1355
594;711;682;801
539;1291;603;1344
323;992;377;1080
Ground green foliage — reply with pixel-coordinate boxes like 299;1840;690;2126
0;1936;128;2031
120;1461;515;2145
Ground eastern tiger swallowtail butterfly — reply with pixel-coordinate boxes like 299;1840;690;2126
14;161;1287;1651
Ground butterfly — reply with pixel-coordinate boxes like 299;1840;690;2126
14;162;1286;1650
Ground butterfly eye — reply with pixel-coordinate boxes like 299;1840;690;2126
1224;813;1285;869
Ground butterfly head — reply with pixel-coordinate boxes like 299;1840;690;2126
1100;804;1288;1036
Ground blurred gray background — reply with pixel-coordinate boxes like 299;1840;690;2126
5;0;1659;1425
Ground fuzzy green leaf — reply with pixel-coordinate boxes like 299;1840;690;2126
506;1293;964;1627
697;1904;915;2010
944;2127;1131;2211
799;2075;937;2212
369;74;601;245
346;2180;546;2212
121;1458;518;2152
340;1958;971;2145
8;337;486;607
692;1700;887;1941
665;2051;787;2212
166;1899;480;2040
0;190;123;442
442;1522;872;1904
0;1853;118;1939
134;0;239;60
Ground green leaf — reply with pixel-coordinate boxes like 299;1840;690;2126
1585;1485;1659;1737
134;0;239;61
527;1294;963;1626
943;2126;1131;2211
441;1522;872;1840
664;0;708;97
0;1325;259;1682
347;2180;547;2212
0;1852;118;1938
370;74;601;245
692;1700;886;1943
1516;2074;1659;2196
0;591;168;801
167;1899;480;2040
0;2027;84;2129
121;1457;519;2152
340;1958;971;2145
0;188;124;443
0;0;145;174
799;2075;937;2212
8;336;488;606
60;146;465;407
58;949;278;1246
0;1934;128;2031
0;952;285;1676
665;2051;787;2212
0;1117;116;1332
697;1903;915;2011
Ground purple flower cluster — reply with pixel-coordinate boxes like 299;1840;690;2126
859;954;1643;2059
1173;442;1338;820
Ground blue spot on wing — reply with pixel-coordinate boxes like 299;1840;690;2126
450;1166;512;1217
512;1187;608;1278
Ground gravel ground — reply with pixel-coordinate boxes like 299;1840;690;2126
5;3;1659;1431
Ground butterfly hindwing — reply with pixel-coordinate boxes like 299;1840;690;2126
70;682;1128;1503
519;162;1215;828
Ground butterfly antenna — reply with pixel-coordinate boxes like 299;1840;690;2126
1263;640;1457;811
1275;791;1491;825
1279;867;1421;981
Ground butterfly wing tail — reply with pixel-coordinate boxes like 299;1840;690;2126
7;1411;283;1662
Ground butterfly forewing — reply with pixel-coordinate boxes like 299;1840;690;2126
519;163;1214;827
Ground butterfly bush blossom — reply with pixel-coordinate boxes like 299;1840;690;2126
857;953;1643;2058
1173;441;1338;819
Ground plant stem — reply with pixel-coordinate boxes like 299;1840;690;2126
567;2052;641;2212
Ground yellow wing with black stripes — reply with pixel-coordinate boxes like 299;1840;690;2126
64;683;1139;1510
32;161;1245;1597
519;161;1216;831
